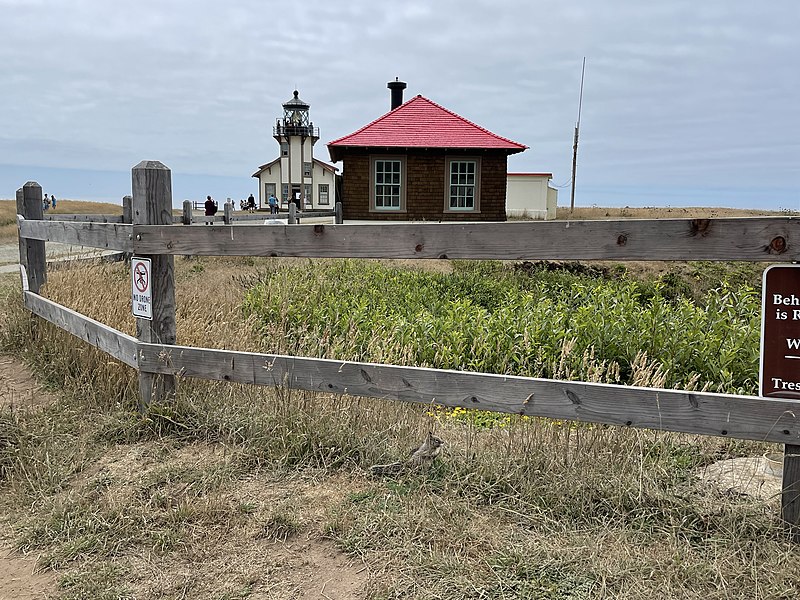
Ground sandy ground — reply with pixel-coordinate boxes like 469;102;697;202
0;350;370;599
0;548;56;600
697;456;783;501
0;355;59;599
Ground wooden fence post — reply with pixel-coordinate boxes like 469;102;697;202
335;201;343;224
132;161;177;411
182;200;193;225
121;195;133;263
288;202;297;224
783;444;800;539
224;201;233;225
122;195;132;224
182;200;194;260
17;182;46;293
15;188;25;284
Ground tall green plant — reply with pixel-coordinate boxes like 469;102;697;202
243;260;761;394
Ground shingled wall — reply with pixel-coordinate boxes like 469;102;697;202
339;150;508;222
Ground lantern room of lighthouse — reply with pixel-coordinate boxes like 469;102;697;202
273;90;320;209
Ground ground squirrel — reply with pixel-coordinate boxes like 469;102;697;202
369;431;444;476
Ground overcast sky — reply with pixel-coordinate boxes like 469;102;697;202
1;0;798;209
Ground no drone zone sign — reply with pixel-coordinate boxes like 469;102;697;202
760;265;800;398
131;257;152;320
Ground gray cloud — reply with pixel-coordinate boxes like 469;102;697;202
0;0;797;207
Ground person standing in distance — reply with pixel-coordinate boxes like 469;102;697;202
204;195;218;224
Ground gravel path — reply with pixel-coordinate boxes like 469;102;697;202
0;242;120;274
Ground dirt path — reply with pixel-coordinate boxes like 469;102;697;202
0;353;369;599
0;354;59;599
0;548;56;600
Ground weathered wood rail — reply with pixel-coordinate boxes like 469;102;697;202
19;219;132;251
13;163;800;536
17;217;800;261
43;214;125;223
23;292;138;368
181;199;342;226
135;342;800;445
132;217;799;260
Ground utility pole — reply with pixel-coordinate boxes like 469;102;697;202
570;57;586;215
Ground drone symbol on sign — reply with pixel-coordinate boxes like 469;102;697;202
134;262;149;293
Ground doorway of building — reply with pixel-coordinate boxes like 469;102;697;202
291;185;301;210
264;183;276;211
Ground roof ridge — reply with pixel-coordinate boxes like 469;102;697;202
327;94;526;150
414;95;526;148
326;95;421;146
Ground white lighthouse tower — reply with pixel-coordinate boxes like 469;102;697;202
252;91;336;211
274;90;319;209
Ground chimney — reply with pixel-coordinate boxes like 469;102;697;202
387;78;407;110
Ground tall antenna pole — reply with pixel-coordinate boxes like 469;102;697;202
570;57;586;215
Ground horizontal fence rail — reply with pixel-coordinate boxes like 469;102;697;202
288;210;337;219
24;291;138;368
18;219;133;252
43;214;125;223
179;201;340;226
227;213;274;223
136;343;800;444
182;212;335;224
19;216;799;261
130;218;799;260
19;295;800;446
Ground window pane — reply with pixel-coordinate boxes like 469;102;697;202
449;161;476;210
374;159;402;210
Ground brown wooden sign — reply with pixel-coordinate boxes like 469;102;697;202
761;265;800;398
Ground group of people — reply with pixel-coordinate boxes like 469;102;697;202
255;192;281;214
267;193;279;214
42;193;57;211
202;193;281;222
240;195;257;212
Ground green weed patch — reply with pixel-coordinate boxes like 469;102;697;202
243;260;760;394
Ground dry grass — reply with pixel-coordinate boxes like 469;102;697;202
555;205;796;220
0;199;122;244
0;257;798;599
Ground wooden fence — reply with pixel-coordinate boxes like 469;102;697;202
14;161;800;535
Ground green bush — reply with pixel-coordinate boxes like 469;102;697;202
243;260;761;394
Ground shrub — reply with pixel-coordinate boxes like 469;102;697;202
243;260;760;394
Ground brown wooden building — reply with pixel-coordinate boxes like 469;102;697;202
327;85;526;221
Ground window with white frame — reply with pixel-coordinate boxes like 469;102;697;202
281;143;289;157
304;184;312;207
319;184;330;205
303;162;312;177
448;160;477;210
281;184;289;202
373;158;403;210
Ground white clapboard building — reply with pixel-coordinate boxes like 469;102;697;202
252;91;338;211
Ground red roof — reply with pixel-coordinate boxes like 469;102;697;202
328;95;527;161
